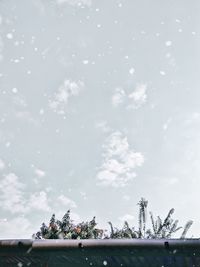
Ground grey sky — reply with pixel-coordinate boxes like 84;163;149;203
0;0;200;238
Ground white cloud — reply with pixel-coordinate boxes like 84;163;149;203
119;214;134;222
49;79;84;114
97;131;144;187
111;88;126;107
57;194;77;208
112;84;147;109
29;191;51;212
57;0;92;7
0;173;27;214
0;158;5;170
128;84;147;109
35;168;46;177
0;217;32;239
0;172;81;215
0;173;51;214
95;120;111;133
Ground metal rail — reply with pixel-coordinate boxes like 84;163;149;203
1;238;200;248
1;239;200;267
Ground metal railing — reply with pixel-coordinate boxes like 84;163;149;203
1;239;200;266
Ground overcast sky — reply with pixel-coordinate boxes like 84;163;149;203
0;0;200;238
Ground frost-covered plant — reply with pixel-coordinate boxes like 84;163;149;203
146;208;193;239
107;198;193;239
33;198;193;240
107;221;137;239
33;210;104;240
138;197;148;238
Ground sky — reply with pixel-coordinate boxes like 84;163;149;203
0;0;200;239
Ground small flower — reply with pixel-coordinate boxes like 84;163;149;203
74;226;82;234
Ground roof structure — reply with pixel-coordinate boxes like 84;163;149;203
1;239;200;267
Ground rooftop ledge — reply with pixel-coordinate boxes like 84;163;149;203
1;239;200;266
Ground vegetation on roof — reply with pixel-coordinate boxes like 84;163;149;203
33;198;193;240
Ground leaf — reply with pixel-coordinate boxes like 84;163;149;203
180;220;193;239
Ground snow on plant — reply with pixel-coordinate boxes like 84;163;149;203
33;198;193;240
